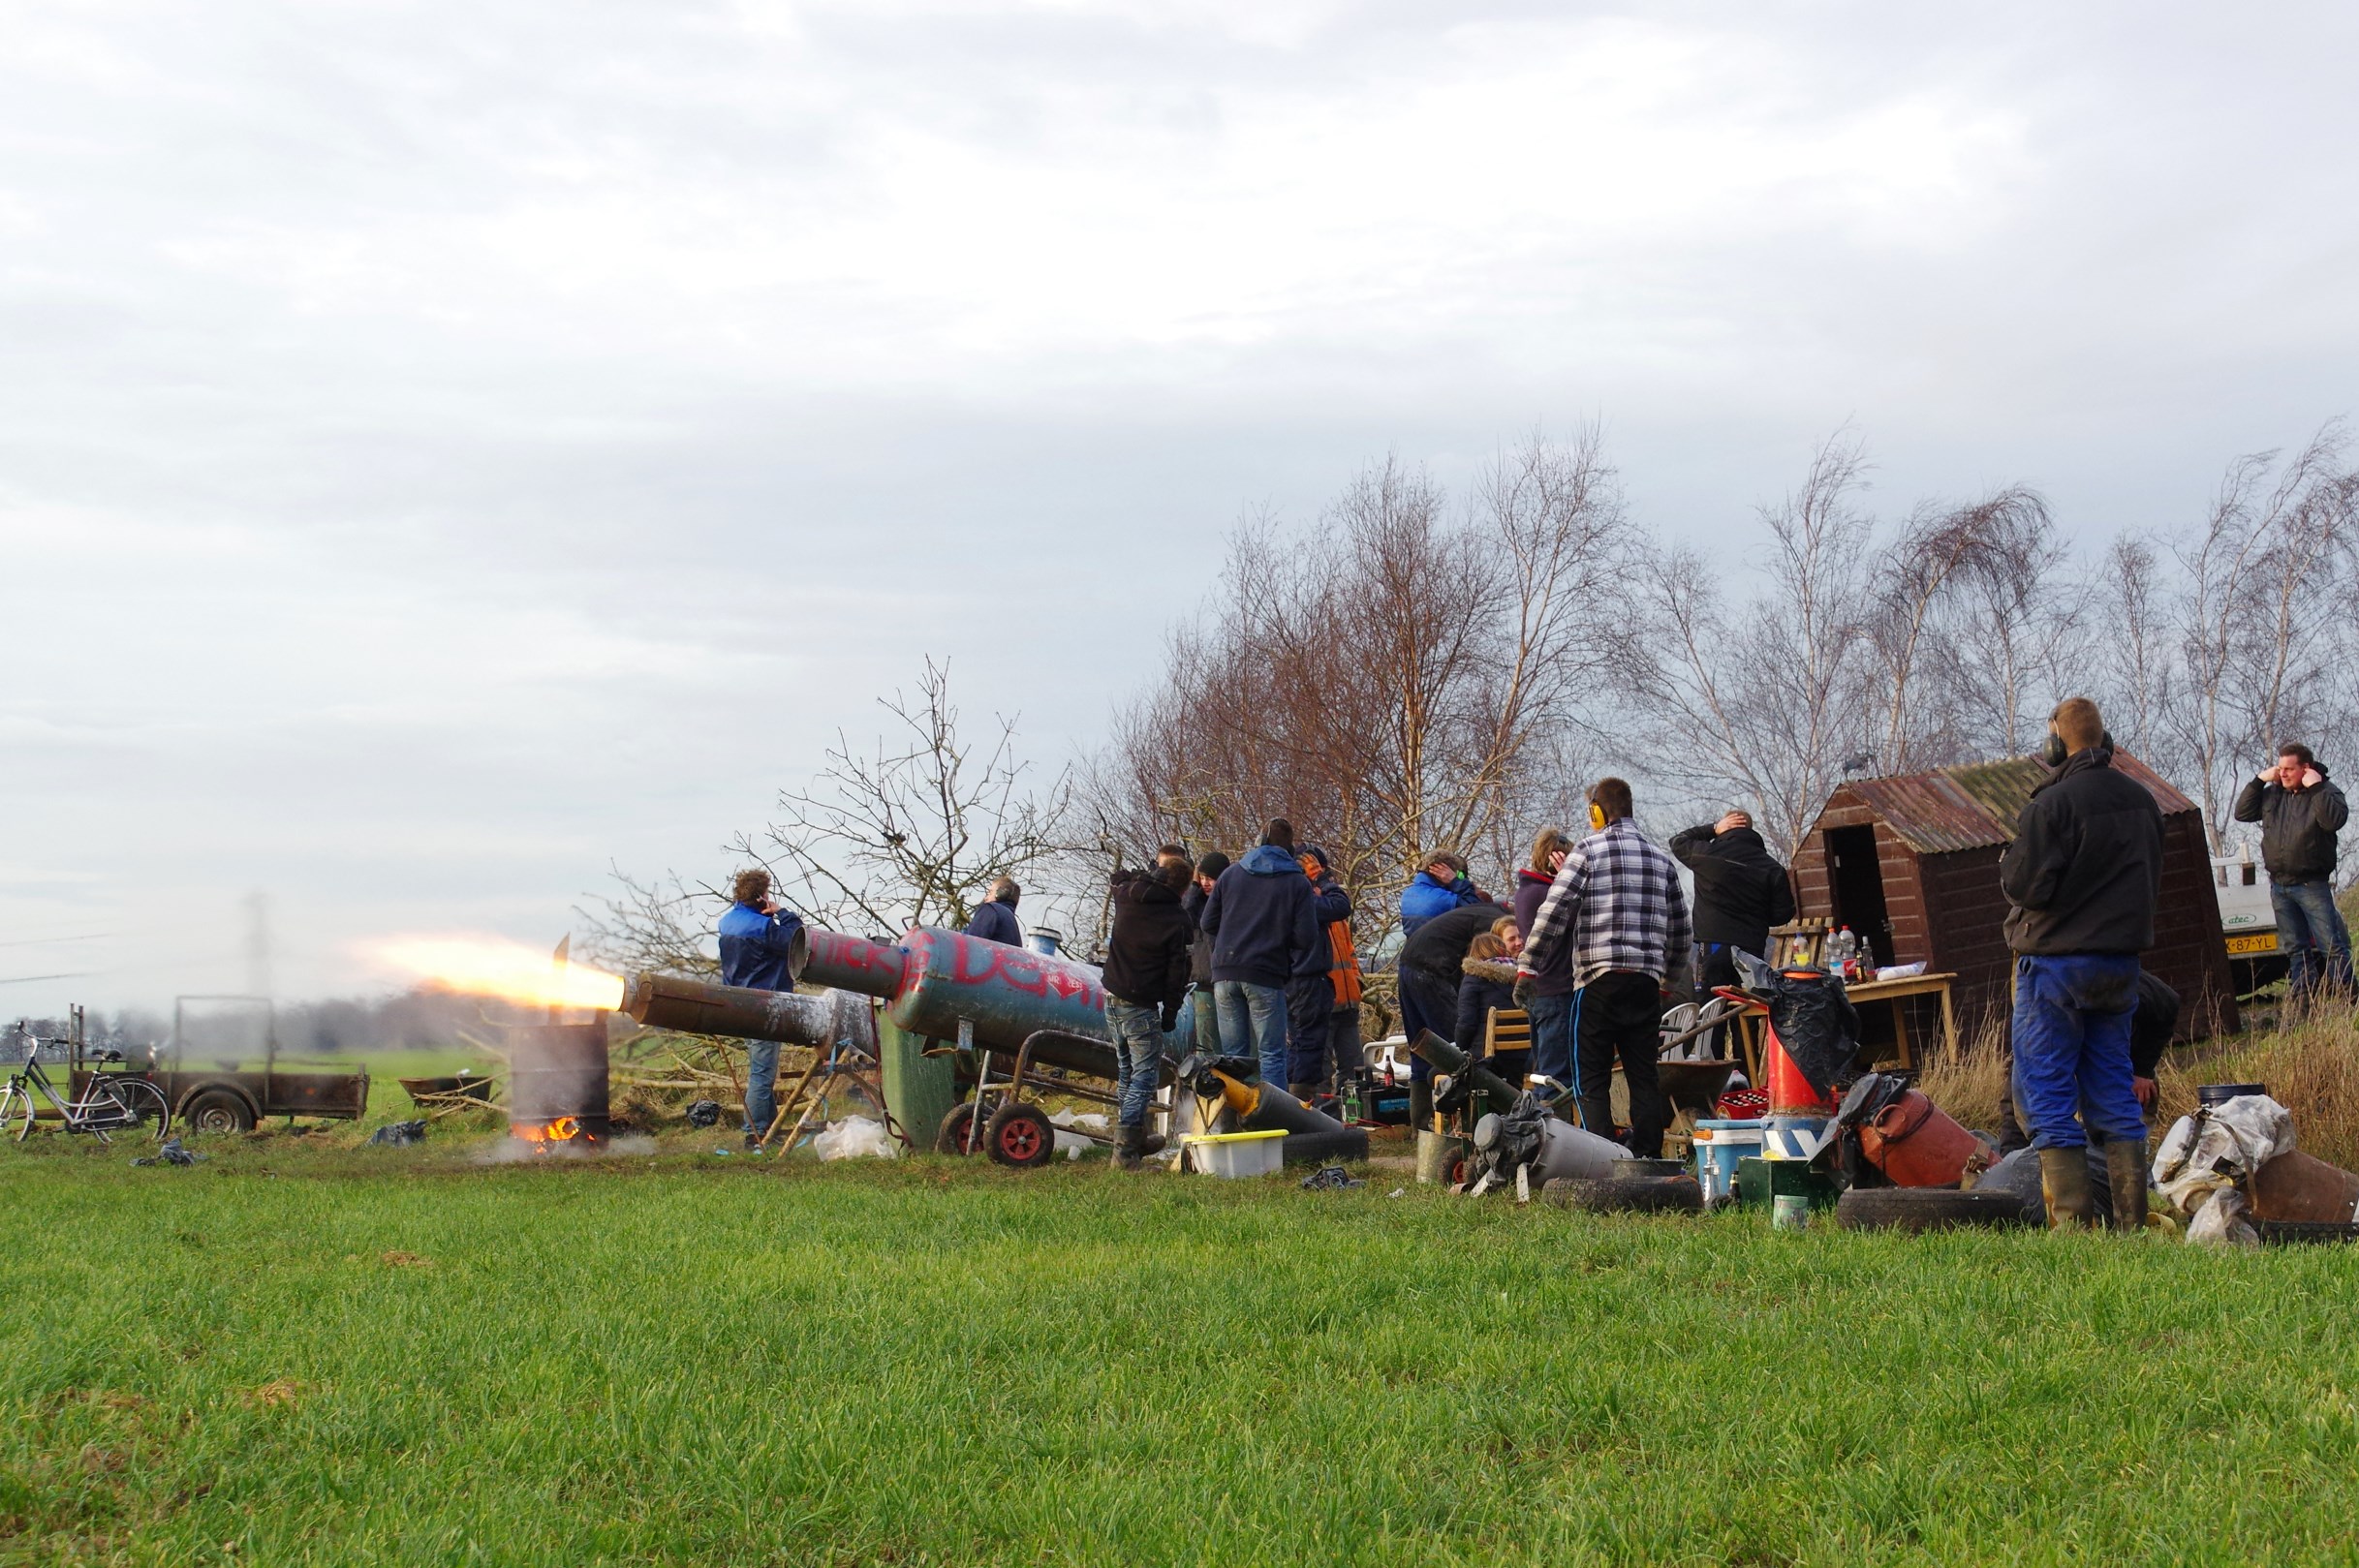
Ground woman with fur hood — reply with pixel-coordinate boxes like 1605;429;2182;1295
1453;917;1531;1089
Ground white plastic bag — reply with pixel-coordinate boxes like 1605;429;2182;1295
1048;1107;1108;1161
812;1116;899;1161
2186;1186;2259;1249
2152;1094;2295;1215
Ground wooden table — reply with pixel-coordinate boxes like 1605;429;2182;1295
1726;971;1959;1086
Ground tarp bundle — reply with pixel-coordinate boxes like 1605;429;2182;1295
2152;1094;2296;1248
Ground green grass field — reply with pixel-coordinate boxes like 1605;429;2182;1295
4;1116;2358;1566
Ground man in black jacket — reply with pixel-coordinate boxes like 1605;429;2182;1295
1398;898;1512;1126
1102;860;1195;1169
1999;696;2163;1232
1181;851;1230;1057
2233;743;2353;999
1668;810;1795;1049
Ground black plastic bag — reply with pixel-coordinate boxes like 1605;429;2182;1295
1763;969;1862;1099
367;1120;427;1148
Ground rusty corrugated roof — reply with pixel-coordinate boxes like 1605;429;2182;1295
1825;751;2197;856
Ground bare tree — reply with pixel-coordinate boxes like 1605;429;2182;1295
1087;429;1627;937
2168;424;2359;849
1624;432;1876;852
2103;531;2172;764
1924;486;2081;757
738;657;1071;935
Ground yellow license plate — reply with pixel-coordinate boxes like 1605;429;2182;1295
2226;933;2279;955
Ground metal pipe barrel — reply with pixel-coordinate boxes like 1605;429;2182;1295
619;972;839;1046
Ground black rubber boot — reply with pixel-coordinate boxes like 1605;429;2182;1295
2106;1136;2150;1233
1409;1077;1434;1131
1112;1123;1143;1171
2039;1147;2095;1231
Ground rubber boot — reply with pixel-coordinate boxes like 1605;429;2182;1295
2106;1136;2150;1233
1409;1076;1434;1131
1289;1083;1322;1104
1112;1123;1143;1171
2039;1146;2095;1231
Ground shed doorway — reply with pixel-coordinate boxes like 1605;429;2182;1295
1825;826;1893;968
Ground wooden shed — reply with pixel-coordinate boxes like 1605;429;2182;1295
1791;753;2236;1042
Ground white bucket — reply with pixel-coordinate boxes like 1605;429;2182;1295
1185;1128;1286;1178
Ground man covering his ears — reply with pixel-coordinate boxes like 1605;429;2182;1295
1515;777;1692;1156
1999;696;2164;1232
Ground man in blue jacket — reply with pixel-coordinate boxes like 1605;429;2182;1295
718;868;807;1148
1200;817;1324;1087
964;877;1022;946
1399;852;1484;937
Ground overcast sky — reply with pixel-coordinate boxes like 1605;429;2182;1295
4;1;2354;1014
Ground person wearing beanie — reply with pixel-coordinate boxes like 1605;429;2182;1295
1200;818;1323;1086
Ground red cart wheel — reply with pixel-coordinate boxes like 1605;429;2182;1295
985;1103;1057;1170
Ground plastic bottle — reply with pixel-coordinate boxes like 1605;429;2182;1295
1341;1080;1362;1124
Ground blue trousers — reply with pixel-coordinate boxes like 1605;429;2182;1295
743;1038;779;1137
2010;954;2145;1151
1104;999;1164;1128
1214;980;1289;1086
2272;878;2355;998
1525;990;1575;1089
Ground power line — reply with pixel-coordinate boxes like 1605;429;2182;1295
0;971;100;987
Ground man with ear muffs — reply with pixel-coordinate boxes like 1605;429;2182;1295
2000;696;2164;1232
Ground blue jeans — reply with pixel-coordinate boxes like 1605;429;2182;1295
1188;984;1222;1057
1104;999;1164;1128
1214;980;1289;1085
1525;991;1575;1090
744;1038;779;1138
2010;954;2144;1151
2272;878;2355;998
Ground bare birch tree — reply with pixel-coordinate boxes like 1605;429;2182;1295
1624;432;1876;853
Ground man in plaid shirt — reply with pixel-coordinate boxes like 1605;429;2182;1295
1514;777;1692;1156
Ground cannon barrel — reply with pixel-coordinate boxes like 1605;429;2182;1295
1408;1029;1526;1105
619;972;840;1045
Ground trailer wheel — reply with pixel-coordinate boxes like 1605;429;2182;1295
985;1103;1057;1169
1833;1186;2032;1233
183;1090;256;1135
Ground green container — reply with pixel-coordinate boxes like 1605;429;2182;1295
1735;1155;1843;1212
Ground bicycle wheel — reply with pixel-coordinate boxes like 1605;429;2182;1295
0;1081;32;1143
87;1077;172;1142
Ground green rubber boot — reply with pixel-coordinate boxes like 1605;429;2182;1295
2040;1146;2095;1231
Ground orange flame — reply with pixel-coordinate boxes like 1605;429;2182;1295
511;1116;592;1150
364;936;625;1012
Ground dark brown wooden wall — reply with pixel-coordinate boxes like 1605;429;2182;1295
2150;813;2240;1035
1795;800;2238;1042
1916;846;2013;1036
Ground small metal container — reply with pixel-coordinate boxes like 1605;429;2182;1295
1772;1193;1812;1232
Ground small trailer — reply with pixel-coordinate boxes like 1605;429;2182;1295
88;996;371;1133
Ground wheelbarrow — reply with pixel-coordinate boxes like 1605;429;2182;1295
934;1028;1175;1170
